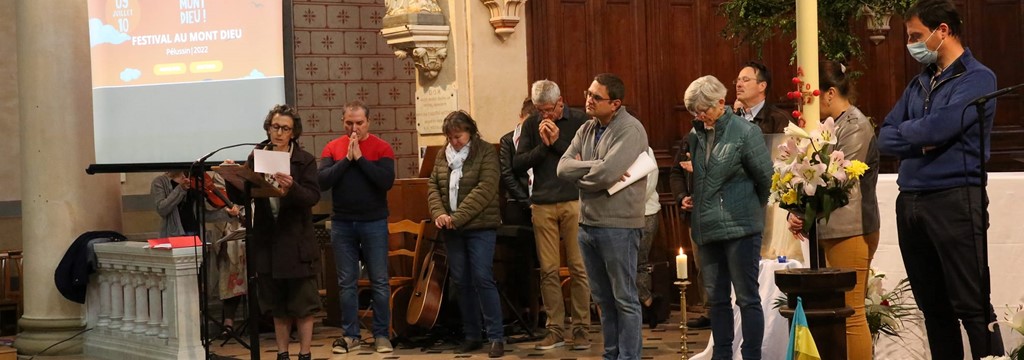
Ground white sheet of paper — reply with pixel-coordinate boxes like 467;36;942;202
253;149;291;175
607;151;658;195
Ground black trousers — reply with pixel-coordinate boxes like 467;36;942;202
896;186;1003;359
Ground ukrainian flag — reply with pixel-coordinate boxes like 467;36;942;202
786;297;821;360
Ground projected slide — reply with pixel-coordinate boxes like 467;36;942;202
88;0;285;166
89;0;282;87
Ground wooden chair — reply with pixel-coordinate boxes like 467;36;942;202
0;250;23;336
356;220;426;338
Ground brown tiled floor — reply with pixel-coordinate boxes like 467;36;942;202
14;311;710;359
207;311;709;360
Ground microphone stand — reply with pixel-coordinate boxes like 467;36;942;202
961;82;1022;355
190;143;259;360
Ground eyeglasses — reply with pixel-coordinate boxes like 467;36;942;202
537;101;561;115
733;76;756;85
584;90;613;102
270;124;293;133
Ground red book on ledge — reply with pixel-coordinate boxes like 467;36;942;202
147;236;202;249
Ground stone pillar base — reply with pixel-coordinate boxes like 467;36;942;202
13;317;86;356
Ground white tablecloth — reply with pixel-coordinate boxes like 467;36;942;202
691;259;805;360
872;173;1024;359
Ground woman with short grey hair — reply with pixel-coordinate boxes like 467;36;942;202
684;75;728;116
681;75;773;359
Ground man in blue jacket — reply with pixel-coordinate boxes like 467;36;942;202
878;1;1003;358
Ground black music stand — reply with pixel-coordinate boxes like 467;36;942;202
213;164;281;360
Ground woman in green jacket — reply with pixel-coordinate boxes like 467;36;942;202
427;111;504;358
682;75;774;360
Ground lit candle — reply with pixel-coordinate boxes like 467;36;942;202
676;247;688;280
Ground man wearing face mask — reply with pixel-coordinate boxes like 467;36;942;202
878;0;1003;358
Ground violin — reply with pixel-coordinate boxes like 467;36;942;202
187;173;234;210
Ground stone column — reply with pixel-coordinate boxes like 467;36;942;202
14;0;123;355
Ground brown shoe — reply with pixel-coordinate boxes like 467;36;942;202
488;340;504;358
534;330;565;350
571;328;591;350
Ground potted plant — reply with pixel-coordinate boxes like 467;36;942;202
719;0;913;63
860;0;915;44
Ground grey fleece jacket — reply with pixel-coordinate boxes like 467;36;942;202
557;107;649;229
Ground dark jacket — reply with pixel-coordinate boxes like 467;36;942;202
668;138;693;221
499;129;530;202
55;231;126;304
427;137;502;230
878;48;996;192
752;102;793;134
513;107;588;204
688;108;773;245
249;141;321;279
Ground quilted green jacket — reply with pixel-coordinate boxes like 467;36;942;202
688;108;773;246
427;137;501;231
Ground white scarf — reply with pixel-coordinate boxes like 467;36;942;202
445;141;471;211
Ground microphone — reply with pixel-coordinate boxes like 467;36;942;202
195;142;261;165
970;82;1024;106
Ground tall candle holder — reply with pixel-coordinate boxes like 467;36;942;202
675;280;691;360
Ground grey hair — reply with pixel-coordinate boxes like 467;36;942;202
684;75;728;114
531;80;561;105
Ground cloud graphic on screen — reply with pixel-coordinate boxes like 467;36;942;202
89;18;130;47
244;69;266;79
120;68;141;82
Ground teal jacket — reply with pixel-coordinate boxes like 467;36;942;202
688;108;773;246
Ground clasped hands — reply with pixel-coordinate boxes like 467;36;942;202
539;119;560;146
434;214;455;230
347;132;362;161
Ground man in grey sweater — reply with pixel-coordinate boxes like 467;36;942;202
557;73;649;360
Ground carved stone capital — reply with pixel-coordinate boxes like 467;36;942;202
385;0;443;17
381;23;451;79
480;0;527;40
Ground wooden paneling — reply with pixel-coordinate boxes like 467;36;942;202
528;0;1024;172
527;0;1024;308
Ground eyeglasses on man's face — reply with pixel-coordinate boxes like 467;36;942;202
733;76;757;85
270;124;293;133
584;90;613;103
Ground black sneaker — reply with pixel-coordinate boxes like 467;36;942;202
297;353;311;360
276;351;288;360
456;339;483;353
686;315;711;329
487;340;504;358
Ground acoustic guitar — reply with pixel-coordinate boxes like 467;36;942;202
406;238;447;328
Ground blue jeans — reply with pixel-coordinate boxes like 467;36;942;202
698;234;763;360
444;229;504;342
578;225;642;360
331;219;391;338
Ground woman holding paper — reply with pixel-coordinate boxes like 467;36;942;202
682;75;773;360
426;111;505;358
246;104;321;360
786;62;880;359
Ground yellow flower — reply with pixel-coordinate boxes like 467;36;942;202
781;189;798;205
846;160;869;180
782;173;794;184
771;173;781;191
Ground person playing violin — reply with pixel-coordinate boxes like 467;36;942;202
151;168;244;338
151;169;240;238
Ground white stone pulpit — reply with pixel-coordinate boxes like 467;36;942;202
84;242;203;360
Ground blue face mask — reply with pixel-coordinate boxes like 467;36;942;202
907;30;944;64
